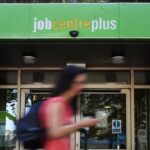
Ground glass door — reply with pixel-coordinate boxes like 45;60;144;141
20;89;131;150
75;89;131;150
20;89;51;150
0;89;17;150
20;89;51;117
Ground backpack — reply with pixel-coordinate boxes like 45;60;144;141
16;100;46;149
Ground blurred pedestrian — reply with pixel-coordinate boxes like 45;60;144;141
39;65;99;150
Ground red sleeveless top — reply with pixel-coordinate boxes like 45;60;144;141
39;96;73;150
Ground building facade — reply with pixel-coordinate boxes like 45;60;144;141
0;1;150;150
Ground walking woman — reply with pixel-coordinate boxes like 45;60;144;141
39;65;99;150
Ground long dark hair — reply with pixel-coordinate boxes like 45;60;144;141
51;65;86;114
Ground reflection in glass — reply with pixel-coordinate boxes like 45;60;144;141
25;92;50;115
0;89;17;150
0;71;17;85
87;70;130;84
135;90;149;150
21;71;59;84
80;92;126;149
135;71;150;85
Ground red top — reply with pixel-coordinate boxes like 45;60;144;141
39;96;73;150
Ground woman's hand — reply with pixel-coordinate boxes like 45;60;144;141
78;118;100;128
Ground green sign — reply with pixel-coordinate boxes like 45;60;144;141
0;111;16;124
0;3;150;39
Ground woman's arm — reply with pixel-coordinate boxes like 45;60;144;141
45;102;99;138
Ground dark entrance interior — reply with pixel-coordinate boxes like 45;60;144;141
0;39;150;67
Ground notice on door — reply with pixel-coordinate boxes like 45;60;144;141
95;110;108;128
112;120;122;134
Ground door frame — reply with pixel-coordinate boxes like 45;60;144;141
75;89;131;150
20;88;131;150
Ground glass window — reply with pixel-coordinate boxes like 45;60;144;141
24;90;51;115
80;92;126;149
135;89;150;150
21;70;59;84
135;71;150;85
0;71;17;85
87;70;130;84
0;89;17;150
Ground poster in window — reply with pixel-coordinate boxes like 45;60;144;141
95;110;108;128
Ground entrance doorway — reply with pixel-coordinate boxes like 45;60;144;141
75;90;131;150
20;89;131;150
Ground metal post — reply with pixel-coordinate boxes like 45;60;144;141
117;134;120;150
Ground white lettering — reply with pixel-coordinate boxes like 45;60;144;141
45;18;52;30
92;18;117;32
99;18;103;29
33;17;52;33
110;20;117;30
33;17;37;33
103;20;110;30
38;20;44;30
91;20;98;32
